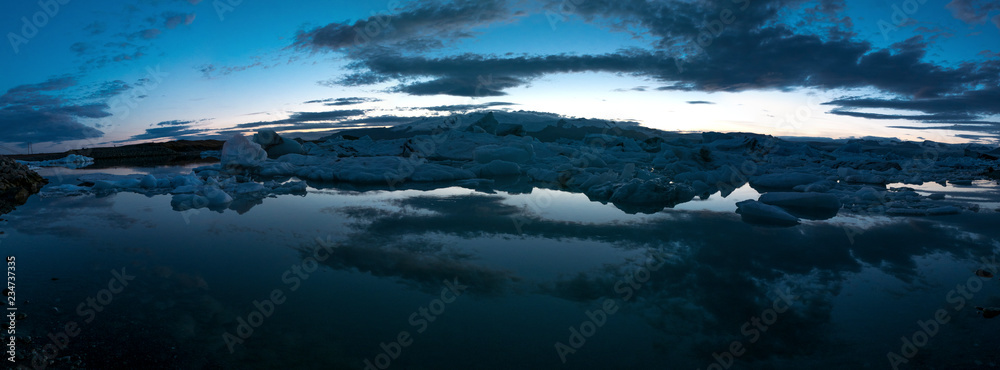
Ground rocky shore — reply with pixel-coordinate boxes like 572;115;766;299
0;155;48;215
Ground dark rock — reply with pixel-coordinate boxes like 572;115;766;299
0;155;48;215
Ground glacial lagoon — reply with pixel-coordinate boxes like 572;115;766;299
5;165;1000;369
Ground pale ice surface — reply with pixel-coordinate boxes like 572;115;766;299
33;111;1000;224
17;154;94;169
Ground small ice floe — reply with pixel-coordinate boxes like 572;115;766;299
17;154;94;169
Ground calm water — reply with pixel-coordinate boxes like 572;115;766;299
5;167;1000;369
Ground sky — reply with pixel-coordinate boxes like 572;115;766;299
1;0;999;154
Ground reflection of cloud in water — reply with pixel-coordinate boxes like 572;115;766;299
9;195;149;238
319;191;1000;368
302;236;518;296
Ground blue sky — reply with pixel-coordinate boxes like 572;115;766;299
1;0;999;153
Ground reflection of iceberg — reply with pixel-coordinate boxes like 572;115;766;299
32;111;1000;220
17;154;94;169
308;185;1000;369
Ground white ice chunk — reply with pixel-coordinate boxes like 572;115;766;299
253;129;305;158
221;134;268;168
18;154;94;169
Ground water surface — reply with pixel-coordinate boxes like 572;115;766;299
5;167;1000;369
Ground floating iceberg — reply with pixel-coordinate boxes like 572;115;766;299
253;129;305;158
17;154;94;169
221;134;268;169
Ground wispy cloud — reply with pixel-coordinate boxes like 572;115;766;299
303;97;382;106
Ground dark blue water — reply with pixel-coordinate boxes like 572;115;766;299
5;167;1000;369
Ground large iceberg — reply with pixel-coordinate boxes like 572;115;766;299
221;134;268;169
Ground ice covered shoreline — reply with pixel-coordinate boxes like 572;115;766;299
35;111;1000;225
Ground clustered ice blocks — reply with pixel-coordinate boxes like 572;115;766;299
36;111;1000;224
17;154;94;169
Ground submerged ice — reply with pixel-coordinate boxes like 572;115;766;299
33;111;1000;222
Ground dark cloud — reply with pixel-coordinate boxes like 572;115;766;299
332;28;998;101
614;86;648;92
196;59;273;79
293;0;517;52
824;86;1000;117
52;104;114;119
338;50;661;97
73;40;149;70
306;0;999;141
0;76;76;104
131;28;162;40
823;85;1000;135
0;106;105;144
86;80;131;100
279;109;367;123
335;115;417;125
886;124;999;133
421;102;517;111
0;76;107;144
945;0;1000;26
827;110;978;121
303;97;382;106
70;42;90;56
83;21;106;35
234;109;367;129
686;101;715;105
71;4;201;71
219;113;413;136
163;12;196;29
154;119;194;127
123;124;209;142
